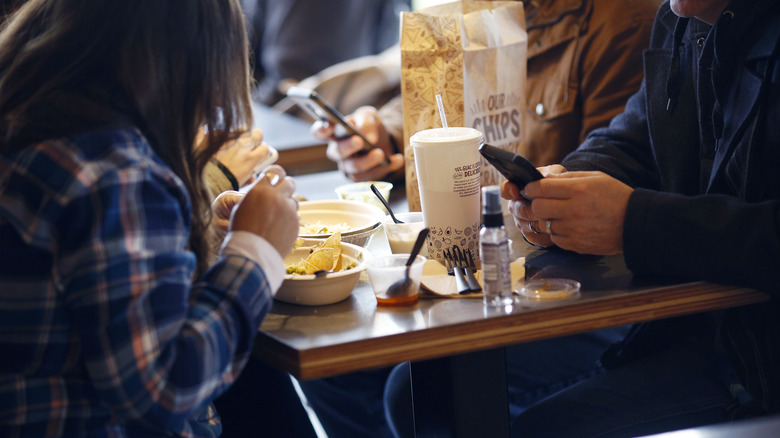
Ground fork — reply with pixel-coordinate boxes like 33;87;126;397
453;246;482;293
443;249;471;294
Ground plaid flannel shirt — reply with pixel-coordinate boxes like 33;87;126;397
0;127;273;437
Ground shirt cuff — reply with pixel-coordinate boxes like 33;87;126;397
219;231;285;295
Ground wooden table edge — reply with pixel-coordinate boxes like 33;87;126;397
254;282;769;380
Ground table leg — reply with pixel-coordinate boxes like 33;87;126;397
410;347;510;438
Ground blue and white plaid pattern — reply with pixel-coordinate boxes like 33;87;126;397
0;127;273;437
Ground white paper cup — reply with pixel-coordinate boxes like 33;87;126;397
411;127;483;263
367;254;426;307
381;212;428;256
334;181;393;212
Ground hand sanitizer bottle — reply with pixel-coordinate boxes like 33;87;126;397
480;186;513;307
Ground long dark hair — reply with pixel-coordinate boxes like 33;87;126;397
0;0;253;275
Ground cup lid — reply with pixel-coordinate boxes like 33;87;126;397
518;279;581;301
410;127;483;145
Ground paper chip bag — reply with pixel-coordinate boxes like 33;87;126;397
401;1;527;211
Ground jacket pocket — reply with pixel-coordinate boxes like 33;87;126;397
526;33;579;124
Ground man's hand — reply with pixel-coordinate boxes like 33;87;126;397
503;167;632;255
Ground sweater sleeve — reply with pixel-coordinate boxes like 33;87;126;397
58;163;272;433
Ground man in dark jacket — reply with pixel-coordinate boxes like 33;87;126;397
506;0;780;436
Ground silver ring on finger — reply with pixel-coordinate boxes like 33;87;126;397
545;218;554;236
528;220;542;234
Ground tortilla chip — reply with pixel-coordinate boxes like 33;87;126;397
305;247;335;274
302;260;321;275
322;232;342;263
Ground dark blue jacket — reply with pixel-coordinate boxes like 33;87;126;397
563;0;780;416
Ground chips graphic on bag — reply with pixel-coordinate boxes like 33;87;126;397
400;1;527;211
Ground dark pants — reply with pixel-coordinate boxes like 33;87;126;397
510;342;735;437
213;357;318;438
299;367;395;438
383;327;630;437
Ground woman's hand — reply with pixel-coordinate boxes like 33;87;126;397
213;129;272;186
225;165;300;258
314;106;404;181
211;190;243;243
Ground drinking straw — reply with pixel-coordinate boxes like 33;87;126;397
435;93;448;128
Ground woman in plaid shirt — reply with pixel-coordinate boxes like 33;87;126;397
0;1;300;436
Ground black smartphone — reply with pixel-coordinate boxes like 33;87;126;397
286;86;389;164
479;143;543;196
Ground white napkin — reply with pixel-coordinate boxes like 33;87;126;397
420;258;525;298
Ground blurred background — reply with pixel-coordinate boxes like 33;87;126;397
413;0;450;8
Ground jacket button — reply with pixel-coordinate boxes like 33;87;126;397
535;103;546;116
697;37;705;48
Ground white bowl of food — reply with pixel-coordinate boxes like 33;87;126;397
334;181;393;212
298;199;385;247
277;236;371;306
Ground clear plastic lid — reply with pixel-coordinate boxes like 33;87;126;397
409;127;483;147
518;279;581;301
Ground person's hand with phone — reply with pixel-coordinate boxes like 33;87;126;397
501;166;632;255
313;106;405;181
501;164;565;248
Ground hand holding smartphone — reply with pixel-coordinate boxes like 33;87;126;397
479;143;543;198
286;86;390;164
